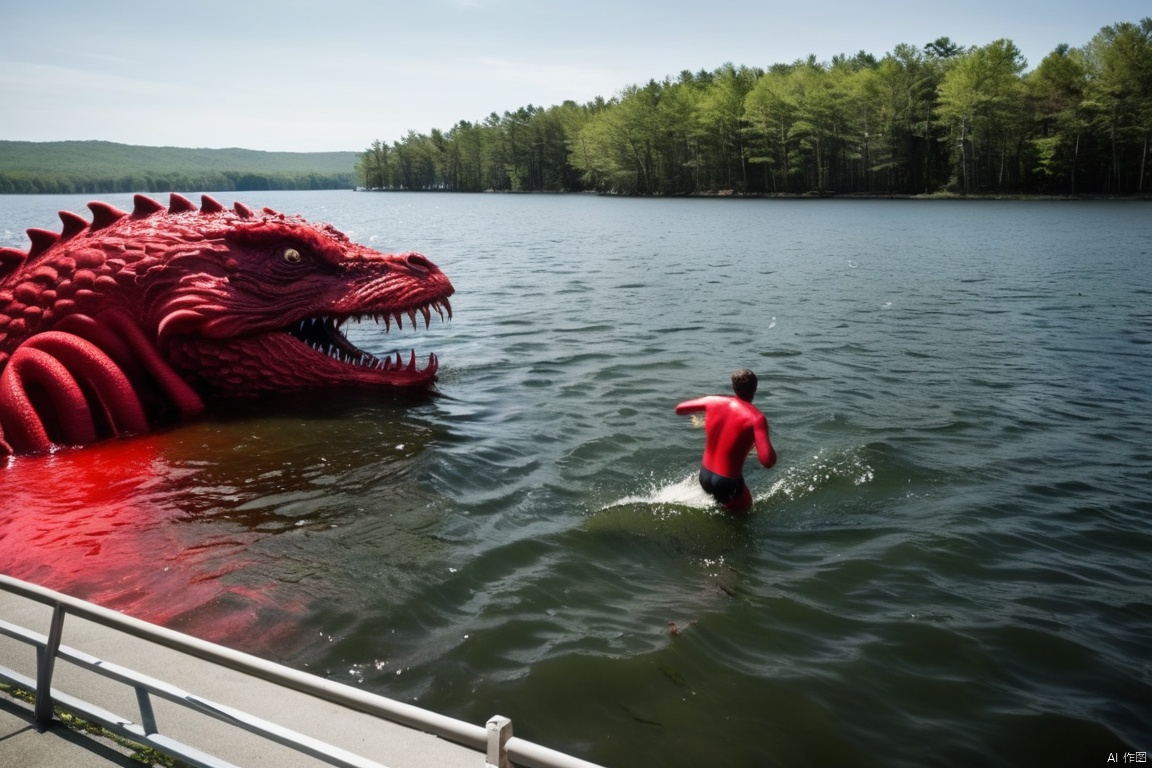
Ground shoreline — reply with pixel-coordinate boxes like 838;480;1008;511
357;188;1152;202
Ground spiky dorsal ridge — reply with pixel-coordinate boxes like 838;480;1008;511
0;194;280;279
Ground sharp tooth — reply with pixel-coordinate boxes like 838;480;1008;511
407;309;417;328
394;312;403;330
407;350;417;371
421;306;431;328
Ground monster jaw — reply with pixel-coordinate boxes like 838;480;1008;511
285;296;453;378
164;294;454;395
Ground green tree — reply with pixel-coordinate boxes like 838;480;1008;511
358;139;392;189
572;80;690;194
870;44;945;193
445;120;486;191
829;53;882;192
1082;18;1152;192
937;39;1028;192
1027;44;1090;193
925;37;966;60
694;63;759;191
744;65;799;192
786;58;839;191
572;86;654;193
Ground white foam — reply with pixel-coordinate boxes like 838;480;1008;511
763;448;874;502
611;473;714;509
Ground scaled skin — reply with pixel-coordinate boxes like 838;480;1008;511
0;193;454;456
675;394;776;512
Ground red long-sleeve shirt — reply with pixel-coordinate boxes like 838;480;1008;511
675;395;776;478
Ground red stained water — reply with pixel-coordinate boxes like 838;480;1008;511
0;434;302;649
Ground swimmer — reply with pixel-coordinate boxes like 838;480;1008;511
675;369;777;515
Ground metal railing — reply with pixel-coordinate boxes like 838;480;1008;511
0;574;603;768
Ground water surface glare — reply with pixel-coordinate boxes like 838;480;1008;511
2;192;1150;766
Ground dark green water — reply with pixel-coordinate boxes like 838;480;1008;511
2;192;1150;766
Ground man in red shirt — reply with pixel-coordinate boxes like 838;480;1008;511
675;369;777;514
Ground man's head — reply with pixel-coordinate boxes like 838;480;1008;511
731;368;758;401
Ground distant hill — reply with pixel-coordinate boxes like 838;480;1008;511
0;140;360;194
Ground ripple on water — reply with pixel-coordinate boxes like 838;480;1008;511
3;194;1151;766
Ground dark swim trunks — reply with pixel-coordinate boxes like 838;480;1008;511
698;467;746;505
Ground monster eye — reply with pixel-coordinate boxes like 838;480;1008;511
282;247;303;264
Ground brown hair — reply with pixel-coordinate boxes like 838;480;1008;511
731;368;757;401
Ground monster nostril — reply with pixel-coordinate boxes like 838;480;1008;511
404;254;433;275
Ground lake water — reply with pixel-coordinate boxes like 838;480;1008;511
1;191;1150;767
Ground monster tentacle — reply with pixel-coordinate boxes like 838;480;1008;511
0;330;157;455
0;309;208;456
100;309;206;418
0;345;98;453
23;332;149;434
53;314;140;378
53;311;206;419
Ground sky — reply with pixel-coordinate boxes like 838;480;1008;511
1;0;1147;153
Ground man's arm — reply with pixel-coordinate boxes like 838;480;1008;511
675;397;711;415
754;416;777;468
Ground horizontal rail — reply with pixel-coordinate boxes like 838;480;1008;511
0;573;605;768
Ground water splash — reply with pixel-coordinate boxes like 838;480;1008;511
762;447;875;503
611;472;715;512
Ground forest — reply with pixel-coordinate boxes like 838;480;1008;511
358;19;1152;197
0;141;359;194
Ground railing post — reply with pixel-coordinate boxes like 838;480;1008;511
34;604;66;724
136;686;158;734
486;715;512;768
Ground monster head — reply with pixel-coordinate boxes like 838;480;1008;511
1;193;455;397
0;194;456;454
